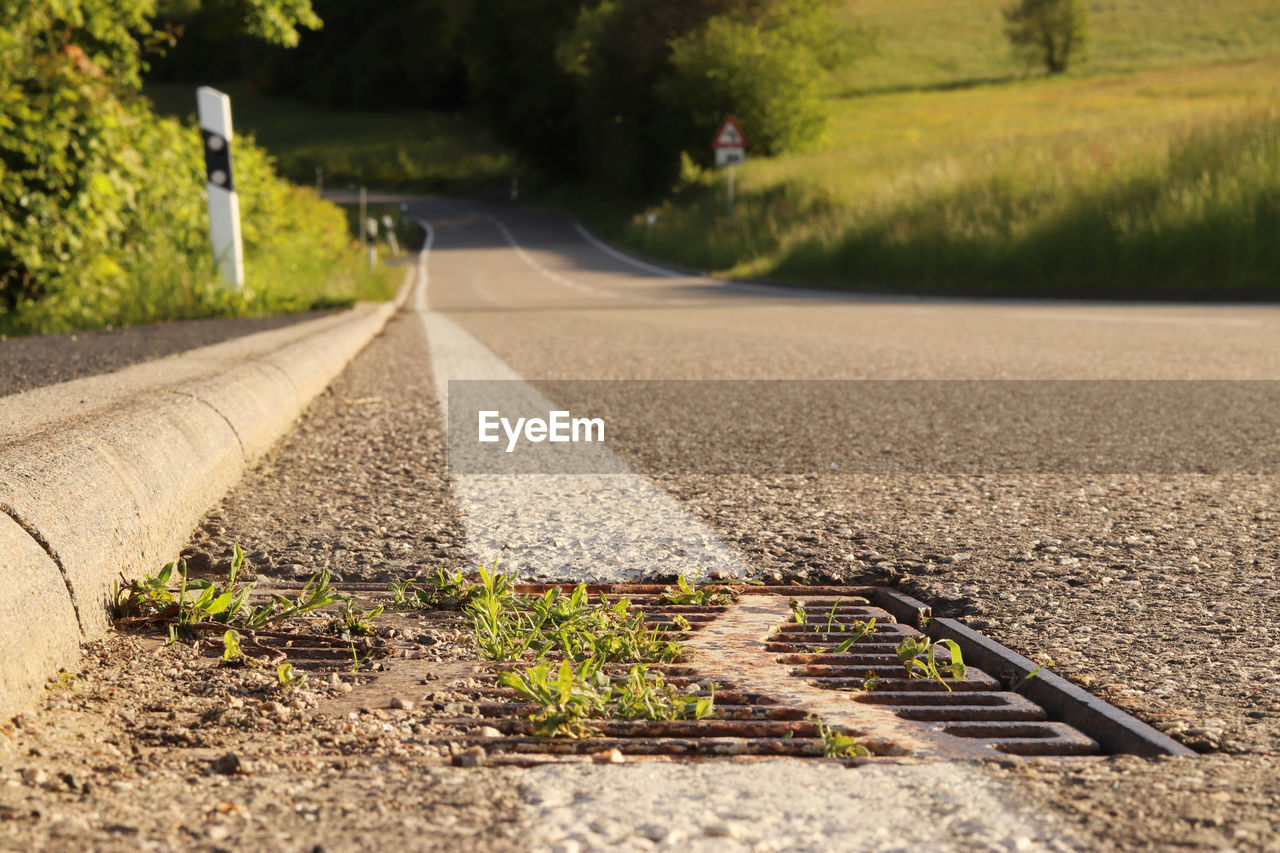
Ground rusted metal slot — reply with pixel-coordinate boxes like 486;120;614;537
804;675;1000;691
854;691;1037;709
941;722;1073;739
771;625;915;640
765;642;905;653
438;737;828;757
777;653;907;664
444;719;822;739
888;705;1047;723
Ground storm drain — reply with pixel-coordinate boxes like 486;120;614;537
260;581;1192;763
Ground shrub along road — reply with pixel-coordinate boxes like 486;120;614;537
2;199;1278;850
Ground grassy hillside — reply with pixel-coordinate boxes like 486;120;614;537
614;0;1280;300
843;0;1280;92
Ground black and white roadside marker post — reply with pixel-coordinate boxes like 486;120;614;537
196;86;244;288
359;186;368;255
712;115;747;217
382;215;399;255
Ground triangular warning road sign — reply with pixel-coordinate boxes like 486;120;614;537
712;115;747;148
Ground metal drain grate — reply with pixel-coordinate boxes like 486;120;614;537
259;581;1192;763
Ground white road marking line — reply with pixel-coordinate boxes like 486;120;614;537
415;225;749;581
488;216;624;300
572;222;708;282
486;215;709;306
412;220;433;314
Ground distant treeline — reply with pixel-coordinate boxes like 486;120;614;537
147;0;862;195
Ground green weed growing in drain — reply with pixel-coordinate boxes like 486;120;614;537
466;562;680;664
221;629;248;666
499;658;714;738
329;598;384;637
389;568;479;610
818;722;872;758
658;571;745;607
789;598;807;625
276;663;308;693
613;666;714;723
115;544;344;639
896;636;966;691
498;658;612;738
1011;656;1055;693
825;619;878;654
242;567;340;630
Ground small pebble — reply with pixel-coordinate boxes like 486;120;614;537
211;753;242;775
389;697;414;711
452;746;486;768
703;822;739;839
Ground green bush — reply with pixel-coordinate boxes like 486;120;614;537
664;14;830;160
0;0;390;336
546;0;858;195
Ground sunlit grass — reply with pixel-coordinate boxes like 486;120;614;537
145;82;514;192
624;55;1280;299
842;0;1280;93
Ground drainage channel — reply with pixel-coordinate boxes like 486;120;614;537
252;581;1193;764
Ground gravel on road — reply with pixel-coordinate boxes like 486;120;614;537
183;309;470;584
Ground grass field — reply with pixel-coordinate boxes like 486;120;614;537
145;82;514;194
614;0;1280;299
842;0;1280;92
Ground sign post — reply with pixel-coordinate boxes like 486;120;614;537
382;214;399;255
196;87;244;289
366;217;378;268
712;115;747;217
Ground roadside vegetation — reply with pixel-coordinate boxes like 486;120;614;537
613;1;1280;299
144;82;512;193
0;1;396;337
627;62;1280;298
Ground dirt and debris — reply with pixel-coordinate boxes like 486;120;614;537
0;631;525;853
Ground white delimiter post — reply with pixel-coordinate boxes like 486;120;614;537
196;87;245;289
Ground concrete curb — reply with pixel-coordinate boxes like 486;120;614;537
0;266;415;717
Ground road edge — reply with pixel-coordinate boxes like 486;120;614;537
0;264;416;718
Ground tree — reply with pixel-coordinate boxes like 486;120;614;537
551;0;858;194
1003;0;1086;75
